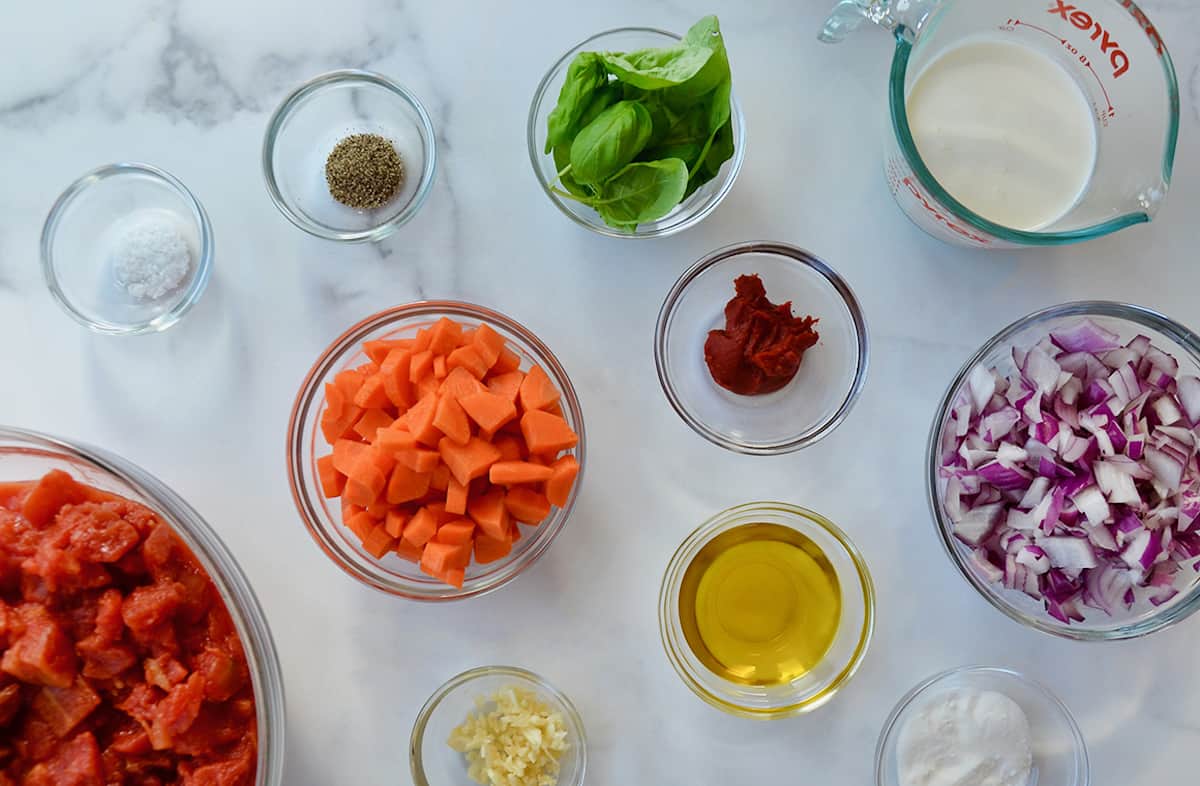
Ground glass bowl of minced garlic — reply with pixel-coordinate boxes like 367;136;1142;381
410;666;586;786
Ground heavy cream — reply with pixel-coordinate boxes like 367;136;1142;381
906;39;1097;231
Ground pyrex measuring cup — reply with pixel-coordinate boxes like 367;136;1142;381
821;0;1180;248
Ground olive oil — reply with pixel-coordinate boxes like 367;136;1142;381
678;523;841;686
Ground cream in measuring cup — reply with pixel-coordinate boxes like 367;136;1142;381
820;0;1180;249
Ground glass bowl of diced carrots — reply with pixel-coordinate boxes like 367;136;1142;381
287;302;586;601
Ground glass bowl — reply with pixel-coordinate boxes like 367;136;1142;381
263;69;437;242
527;27;746;239
41;162;213;335
0;426;285;785
655;241;869;454
927;301;1200;640
287;302;586;601
659;502;875;718
410;665;586;786
876;666;1089;786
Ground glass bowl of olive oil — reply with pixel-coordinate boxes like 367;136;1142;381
659;502;875;718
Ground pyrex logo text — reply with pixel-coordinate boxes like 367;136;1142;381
1049;1;1129;78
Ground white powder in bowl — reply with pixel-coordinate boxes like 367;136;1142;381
109;210;193;301
896;688;1033;786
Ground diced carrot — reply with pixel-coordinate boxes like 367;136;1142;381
546;454;580;507
339;446;390;503
433;394;471;446
447;345;490;380
363;338;412;365
544;401;564;417
343;477;378;508
518;365;561;412
440;367;486;401
409;350;434;384
505;487;552;524
366;501;390;519
405;393;442;446
414;375;438;401
395;446;441;474
446;476;469;515
426;502;453;523
493;435;525;461
439;437;502;486
430;463;451;492
387;463;432;504
413;327;432;352
460;391;517;437
385;509;409;538
403;507;439;547
316;455;345;498
472;323;506;369
395;539;424;563
342;500;364;521
380;348;414;409
520;410;579;454
434;519;475;545
510;519;523;542
320;403;362;444
325;380;347;417
433;355;448;379
421;541;472;576
441;567;466;589
376;425;418;453
333;367;367;400
490;461;554;485
353;374;391;409
352;408;394;441
428;317;463;356
362;525;396;559
468;488;509;540
493;346;522;374
460;327;478;346
345;511;376;542
487;371;525;404
474;534;512;564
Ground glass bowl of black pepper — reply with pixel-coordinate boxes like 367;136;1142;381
263;70;437;243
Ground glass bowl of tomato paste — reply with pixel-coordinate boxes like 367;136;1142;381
287;302;586;601
0;426;285;786
655;241;869;455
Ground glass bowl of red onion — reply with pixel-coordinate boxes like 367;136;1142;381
927;301;1200;641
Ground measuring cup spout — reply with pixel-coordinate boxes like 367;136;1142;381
819;0;942;44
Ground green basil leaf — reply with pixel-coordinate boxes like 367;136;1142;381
662;16;731;105
545;53;607;154
639;142;704;169
576;82;622;130
600;45;713;91
702;117;735;175
705;77;732;135
592;158;689;227
553;143;592;198
569;100;654;185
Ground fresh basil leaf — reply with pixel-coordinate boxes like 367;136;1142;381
639;142;704;169
705;77;732;135
545;53;607;154
663;17;730;105
569;100;654;185
702;117;735;175
600;45;713;91
553;143;592;198
592;158;689;227
577;82;622;130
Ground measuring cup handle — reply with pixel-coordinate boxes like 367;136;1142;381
819;0;940;43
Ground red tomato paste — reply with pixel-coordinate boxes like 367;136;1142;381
704;274;820;395
0;470;256;786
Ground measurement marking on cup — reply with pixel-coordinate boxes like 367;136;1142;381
1002;18;1116;120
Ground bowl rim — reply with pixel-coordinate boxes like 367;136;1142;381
40;162;214;335
658;501;876;718
525;26;746;239
874;665;1090;786
926;300;1200;641
409;664;587;786
286;301;586;601
654;240;870;455
261;68;438;243
0;426;286;786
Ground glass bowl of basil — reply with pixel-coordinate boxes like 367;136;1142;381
527;17;745;238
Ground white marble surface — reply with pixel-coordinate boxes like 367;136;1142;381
2;1;1199;783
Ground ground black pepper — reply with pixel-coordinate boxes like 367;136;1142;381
324;133;405;210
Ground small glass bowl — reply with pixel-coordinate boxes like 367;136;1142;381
0;427;285;785
287;302;585;601
410;666;586;786
263;69;437;242
928;301;1200;640
655;241;869;454
659;502;875;718
876;666;1089;786
41;163;213;335
527;27;746;238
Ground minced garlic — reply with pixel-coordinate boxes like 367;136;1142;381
448;685;569;786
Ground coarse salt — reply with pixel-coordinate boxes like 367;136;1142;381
109;210;192;301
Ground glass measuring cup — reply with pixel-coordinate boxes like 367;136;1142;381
821;0;1179;248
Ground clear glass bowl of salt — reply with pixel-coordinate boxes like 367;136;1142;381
41;162;213;335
